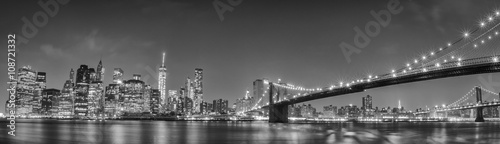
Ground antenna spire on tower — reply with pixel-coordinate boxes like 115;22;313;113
162;52;165;67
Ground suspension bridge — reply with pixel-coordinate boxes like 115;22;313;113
241;10;500;123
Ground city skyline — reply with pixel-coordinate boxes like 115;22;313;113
3;0;500;114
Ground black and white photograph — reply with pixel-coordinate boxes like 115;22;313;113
2;0;500;143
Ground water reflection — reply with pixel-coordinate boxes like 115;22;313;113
1;120;500;144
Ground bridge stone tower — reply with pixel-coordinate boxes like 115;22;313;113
268;83;288;123
475;86;484;122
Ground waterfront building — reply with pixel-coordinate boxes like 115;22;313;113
74;82;89;116
121;78;145;114
323;105;337;118
104;84;120;117
150;89;161;114
32;72;47;115
59;80;74;116
41;88;60;116
143;85;152;113
16;66;37;116
87;82;104;117
193;68;203;113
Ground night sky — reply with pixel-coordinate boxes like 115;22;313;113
2;0;500;114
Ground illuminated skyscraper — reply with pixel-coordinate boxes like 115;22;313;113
113;68;124;84
87;82;104;117
159;52;167;105
96;60;104;82
76;65;89;83
121;79;145;113
193;68;203;113
185;77;194;100
168;90;179;111
41;89;60;116
88;68;96;82
59;80;74;117
150;89;160;114
104;84;121;117
32;72;47;115
75;65;90;116
16;66;37;115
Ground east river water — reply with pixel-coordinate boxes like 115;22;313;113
1;119;500;144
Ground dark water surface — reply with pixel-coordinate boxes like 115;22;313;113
1;119;500;144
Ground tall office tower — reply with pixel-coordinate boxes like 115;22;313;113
150;89;161;114
59;80;74;117
16;66;37;115
365;95;372;110
88;68;96;83
32;72;47;115
87;82;104;117
253;78;269;107
185;77;193;99
41;88;60;116
185;98;193;115
74;65;90;116
176;97;185;115
74;82;89;116
70;68;75;86
214;99;224;114
158;52;167;106
222;100;229;114
113;68;124;84
142;85;151;113
168;90;179;111
96;60;104;82
76;65;89;83
121;78;145;113
104;84;120;117
193;68;203;113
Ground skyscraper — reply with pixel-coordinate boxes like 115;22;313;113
16;66;37;115
75;65;90;116
32;72;47;115
59;80;74;117
76;65;89;83
150;89;160;114
362;95;372;110
193;68;203;113
253;78;269;107
159;52;167;106
96;60;104;82
113;68;124;84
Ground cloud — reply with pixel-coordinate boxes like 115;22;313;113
40;44;71;58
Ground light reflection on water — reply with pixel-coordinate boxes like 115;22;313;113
1;120;500;144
